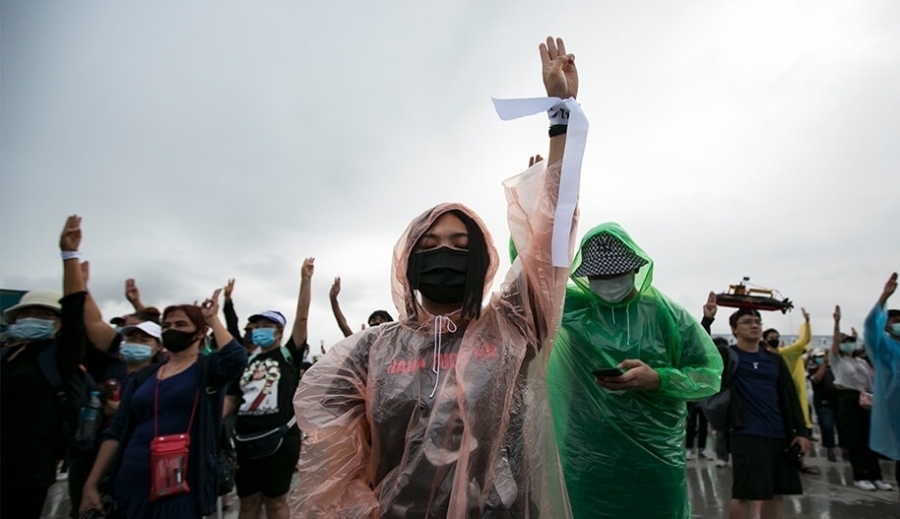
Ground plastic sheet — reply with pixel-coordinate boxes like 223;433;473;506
290;159;577;518
547;222;722;519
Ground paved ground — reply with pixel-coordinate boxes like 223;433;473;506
44;441;898;518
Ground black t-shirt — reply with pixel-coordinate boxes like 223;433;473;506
230;338;307;435
808;364;838;408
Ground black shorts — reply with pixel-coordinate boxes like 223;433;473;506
730;435;802;500
235;431;301;498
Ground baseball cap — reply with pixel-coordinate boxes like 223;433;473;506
248;310;287;328
120;321;162;341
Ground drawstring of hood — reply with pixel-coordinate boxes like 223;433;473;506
430;315;458;398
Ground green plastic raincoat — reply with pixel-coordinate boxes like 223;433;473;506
547;222;723;519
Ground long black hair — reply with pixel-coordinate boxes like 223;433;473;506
406;210;489;320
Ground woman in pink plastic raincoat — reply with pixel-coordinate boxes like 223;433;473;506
290;36;583;518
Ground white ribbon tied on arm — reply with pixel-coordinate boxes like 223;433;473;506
491;96;589;268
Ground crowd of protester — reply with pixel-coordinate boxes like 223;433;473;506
1;36;898;519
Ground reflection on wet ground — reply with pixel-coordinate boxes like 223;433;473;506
43;443;898;518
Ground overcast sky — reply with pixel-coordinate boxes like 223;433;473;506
2;1;898;351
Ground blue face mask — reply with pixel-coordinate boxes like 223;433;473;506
7;318;57;341
251;328;277;348
890;323;900;337
120;342;154;363
839;341;857;354
814;357;824;366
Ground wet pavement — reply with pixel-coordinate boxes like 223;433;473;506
43;441;898;518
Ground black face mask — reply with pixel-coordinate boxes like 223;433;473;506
162;329;197;353
409;247;469;305
766;339;780;348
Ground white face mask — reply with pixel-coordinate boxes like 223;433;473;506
589;272;636;303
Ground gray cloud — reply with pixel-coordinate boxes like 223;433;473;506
2;1;899;349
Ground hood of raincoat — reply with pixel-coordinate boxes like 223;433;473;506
570;221;653;306
391;203;500;324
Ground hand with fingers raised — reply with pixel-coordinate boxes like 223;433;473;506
540;36;578;100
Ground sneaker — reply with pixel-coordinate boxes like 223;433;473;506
826;448;837;462
715;459;728;468
685;449;694;460
698;449;715;460
854;480;877;491
873;480;894;491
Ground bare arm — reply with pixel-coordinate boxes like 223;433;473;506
810;356;828;382
329;277;353;338
80;263;118;351
291;258;314;345
124;278;147;313
80;439;119;514
831;305;842;358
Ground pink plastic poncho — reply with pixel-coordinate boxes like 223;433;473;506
290;160;576;518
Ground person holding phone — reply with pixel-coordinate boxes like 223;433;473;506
546;223;723;519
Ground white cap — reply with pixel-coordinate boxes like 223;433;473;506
120;321;162;341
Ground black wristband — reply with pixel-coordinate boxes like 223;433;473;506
549;124;568;137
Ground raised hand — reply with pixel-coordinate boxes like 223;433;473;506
540;36;578;99
851;327;858;338
528;154;544;168
801;307;810;322
60;215;82;252
882;272;898;304
201;289;222;323
302;257;315;280
125;279;141;303
703;291;718;319
330;277;341;300
833;305;841;322
224;278;235;300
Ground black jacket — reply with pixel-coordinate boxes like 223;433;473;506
727;345;809;439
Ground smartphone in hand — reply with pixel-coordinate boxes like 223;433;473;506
592;368;625;379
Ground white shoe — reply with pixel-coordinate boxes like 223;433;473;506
873;480;893;491
854;480;877;491
685;449;694;460
699;449;715;460
715;459;728;468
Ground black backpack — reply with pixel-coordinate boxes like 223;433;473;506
1;341;100;457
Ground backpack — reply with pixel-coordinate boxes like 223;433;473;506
1;341;100;457
699;346;740;431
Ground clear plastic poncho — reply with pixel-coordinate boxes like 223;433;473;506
290;159;576;518
547;222;723;519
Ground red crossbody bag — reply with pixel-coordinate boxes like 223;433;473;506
149;365;200;501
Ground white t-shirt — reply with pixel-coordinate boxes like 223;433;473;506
829;351;873;392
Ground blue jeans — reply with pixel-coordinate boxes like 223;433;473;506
815;405;837;448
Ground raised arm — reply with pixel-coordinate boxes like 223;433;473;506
291;258;314;345
864;272;897;361
831;305;842;359
77;261;119;352
779;308;811;357
58;215;88;375
201;289;248;385
329;277;354;338
222;278;243;342
502;36;581;347
124;278;147;313
700;291;717;334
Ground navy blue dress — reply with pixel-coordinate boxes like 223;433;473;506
115;364;201;518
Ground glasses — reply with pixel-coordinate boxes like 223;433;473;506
736;318;762;326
